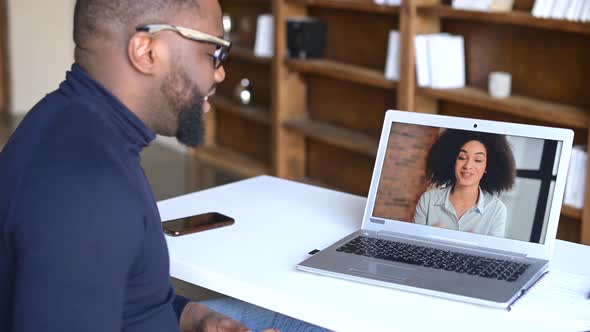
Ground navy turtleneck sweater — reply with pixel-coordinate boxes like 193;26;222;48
0;64;189;331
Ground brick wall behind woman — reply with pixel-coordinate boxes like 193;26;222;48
373;123;440;222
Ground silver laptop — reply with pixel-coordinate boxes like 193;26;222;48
297;110;573;308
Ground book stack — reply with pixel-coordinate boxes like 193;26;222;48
564;145;588;209
532;0;590;21
414;34;466;89
373;0;402;6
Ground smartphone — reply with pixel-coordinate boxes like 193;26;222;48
162;212;235;236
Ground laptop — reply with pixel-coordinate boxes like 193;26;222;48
297;110;573;308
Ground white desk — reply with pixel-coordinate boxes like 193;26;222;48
158;176;590;332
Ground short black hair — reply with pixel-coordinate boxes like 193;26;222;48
73;0;199;50
426;129;516;195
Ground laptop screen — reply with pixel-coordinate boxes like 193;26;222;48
371;122;564;245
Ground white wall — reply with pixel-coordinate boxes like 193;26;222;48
7;0;75;114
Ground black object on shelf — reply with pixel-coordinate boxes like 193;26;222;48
286;17;327;59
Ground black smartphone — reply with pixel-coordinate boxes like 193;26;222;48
162;212;235;236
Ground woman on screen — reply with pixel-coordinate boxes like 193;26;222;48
414;129;516;237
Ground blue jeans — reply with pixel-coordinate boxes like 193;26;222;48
200;296;331;332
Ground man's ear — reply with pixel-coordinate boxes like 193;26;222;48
128;32;159;74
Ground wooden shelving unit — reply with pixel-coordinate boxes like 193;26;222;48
211;95;272;126
198;0;590;245
286;59;397;90
284;117;379;156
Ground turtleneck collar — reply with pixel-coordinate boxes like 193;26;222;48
59;63;156;150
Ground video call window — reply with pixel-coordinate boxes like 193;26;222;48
372;123;562;244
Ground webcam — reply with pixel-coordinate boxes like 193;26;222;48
473;124;478;128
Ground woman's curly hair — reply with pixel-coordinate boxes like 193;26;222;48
426;129;516;195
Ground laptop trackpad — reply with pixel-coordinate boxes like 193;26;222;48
349;260;416;281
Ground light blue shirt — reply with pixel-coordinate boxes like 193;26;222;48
414;186;507;237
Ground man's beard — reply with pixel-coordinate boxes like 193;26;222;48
160;65;206;148
175;96;205;147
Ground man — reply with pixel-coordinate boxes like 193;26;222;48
0;0;327;331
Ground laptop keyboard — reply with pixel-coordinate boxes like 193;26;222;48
337;236;530;282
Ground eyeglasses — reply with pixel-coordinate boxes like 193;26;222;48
136;24;232;69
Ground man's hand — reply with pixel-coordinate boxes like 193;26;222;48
180;301;279;332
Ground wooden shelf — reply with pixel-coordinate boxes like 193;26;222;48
211;95;271;126
191;145;270;178
417;86;590;130
418;5;590;35
284;117;378;157
561;204;582;221
230;45;273;65
287;0;399;14
286;59;397;90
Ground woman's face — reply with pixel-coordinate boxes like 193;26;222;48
454;140;487;189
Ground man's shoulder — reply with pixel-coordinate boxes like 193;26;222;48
4;95;130;183
21;93;123;156
1;94;118;178
35;93;115;136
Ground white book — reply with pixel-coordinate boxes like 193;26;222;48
564;147;580;207
449;35;466;88
574;0;587;20
429;35;466;89
565;0;581;20
564;0;575;19
414;35;431;87
574;0;588;22
565;146;587;209
575;147;588;208
572;0;585;21
579;0;589;21
384;30;400;81
550;0;571;19
535;0;554;17
452;0;466;8
542;0;556;17
584;0;590;21
254;14;274;58
452;0;493;11
531;0;546;17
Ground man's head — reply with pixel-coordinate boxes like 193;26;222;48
73;0;227;147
